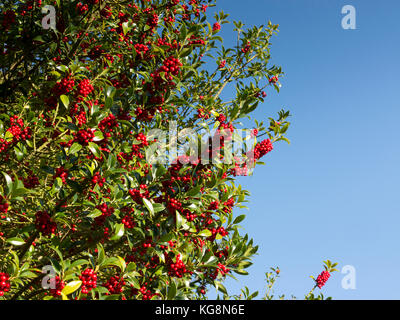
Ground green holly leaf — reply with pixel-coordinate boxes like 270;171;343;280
61;281;82;296
110;223;125;241
69;143;82;155
143;198;154;216
60;95;69;108
6;237;25;246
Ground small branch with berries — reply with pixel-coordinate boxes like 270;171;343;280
305;260;338;300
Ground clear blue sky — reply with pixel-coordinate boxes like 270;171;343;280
208;0;400;299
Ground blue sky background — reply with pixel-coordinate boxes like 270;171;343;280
207;0;400;299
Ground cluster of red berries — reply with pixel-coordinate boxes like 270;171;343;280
151;56;182;86
182;208;197;222
251;139;273;163
208;201;219;210
134;43;151;60
269;76;279;84
76;110;87;127
49;276;65;297
117;151;133;164
135;133;148;146
133;105;155;123
216;114;226;123
217;263;230;276
103;227;110;239
79;269;97;294
74;129;95;146
121;215;135;229
209;226;228;240
120;206;135;216
130;133;148;157
138;285;157;300
76;2;89;14
129;184;149;203
215;114;234;140
167;198;182;214
223;198;235;213
52;76;75;96
168;254;191;278
0;272;10;296
0;138;9;154
316;270;330;289
156;37;180;52
103;276;126;294
91;172;105;187
241;41;251;53
213;22;221;32
207;263;230;280
142;239;153;249
196;108;210;119
94;203;115;225
187;34;205;46
98;114;118;132
0;196;9;214
76;79;94;98
146;13;159;28
35;211;57;236
255;90;267;98
54;166;68;184
218;60;226;69
163;55;182;76
8;116;32;142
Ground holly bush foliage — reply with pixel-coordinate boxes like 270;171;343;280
0;0;291;300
